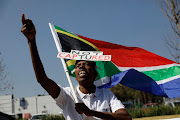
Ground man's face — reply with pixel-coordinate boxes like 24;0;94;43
75;61;96;85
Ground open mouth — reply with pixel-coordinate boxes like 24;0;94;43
79;71;88;77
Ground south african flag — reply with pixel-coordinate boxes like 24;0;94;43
49;23;180;99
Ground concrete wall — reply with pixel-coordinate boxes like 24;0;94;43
0;95;13;115
0;94;62;119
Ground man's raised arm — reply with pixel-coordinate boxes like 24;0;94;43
21;13;60;98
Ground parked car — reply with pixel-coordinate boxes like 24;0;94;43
164;100;180;108
29;113;48;120
142;103;159;111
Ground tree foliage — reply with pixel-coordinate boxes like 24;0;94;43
0;52;10;92
160;0;180;62
110;84;163;104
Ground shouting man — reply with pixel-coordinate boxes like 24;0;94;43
21;13;132;120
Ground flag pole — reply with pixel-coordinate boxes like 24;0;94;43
49;23;78;103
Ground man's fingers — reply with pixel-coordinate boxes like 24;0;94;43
27;19;35;27
21;24;27;32
21;13;35;29
21;24;34;33
24;19;35;28
21;13;25;25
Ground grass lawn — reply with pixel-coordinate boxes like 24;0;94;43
133;114;180;120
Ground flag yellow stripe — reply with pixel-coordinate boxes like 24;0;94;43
55;29;100;51
66;60;76;67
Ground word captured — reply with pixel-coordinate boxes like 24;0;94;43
57;50;111;61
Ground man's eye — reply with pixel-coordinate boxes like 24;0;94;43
85;63;90;66
75;64;80;68
75;62;91;68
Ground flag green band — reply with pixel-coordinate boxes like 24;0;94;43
143;65;180;82
54;25;75;36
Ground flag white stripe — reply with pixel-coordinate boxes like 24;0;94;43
156;74;180;84
94;76;110;86
118;63;180;72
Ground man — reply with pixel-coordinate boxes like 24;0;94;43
21;13;132;120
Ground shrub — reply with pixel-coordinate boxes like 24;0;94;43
127;105;180;118
15;114;65;120
39;114;65;120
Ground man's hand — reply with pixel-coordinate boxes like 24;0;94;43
75;103;132;120
75;102;92;116
21;13;36;42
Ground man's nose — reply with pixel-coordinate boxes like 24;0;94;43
79;63;86;68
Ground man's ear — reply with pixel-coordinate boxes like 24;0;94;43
75;74;78;80
94;68;98;79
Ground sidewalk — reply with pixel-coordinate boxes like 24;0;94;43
133;115;180;120
157;118;180;120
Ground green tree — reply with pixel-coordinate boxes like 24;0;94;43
110;84;163;104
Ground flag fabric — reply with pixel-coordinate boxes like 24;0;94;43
51;24;180;99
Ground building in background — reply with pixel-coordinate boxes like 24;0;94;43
0;94;62;119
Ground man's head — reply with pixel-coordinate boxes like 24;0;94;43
74;60;97;85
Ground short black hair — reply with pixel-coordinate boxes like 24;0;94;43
75;60;96;67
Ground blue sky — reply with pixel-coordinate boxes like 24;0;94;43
0;0;172;98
